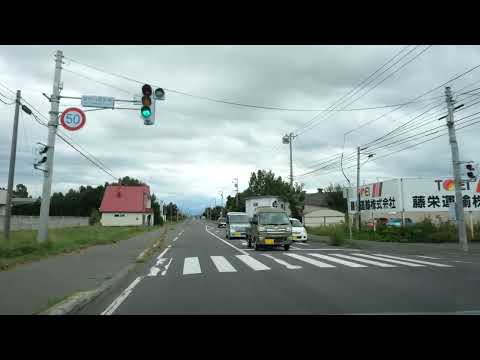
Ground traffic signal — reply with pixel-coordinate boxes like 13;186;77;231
465;162;478;180
34;143;49;172
141;84;155;125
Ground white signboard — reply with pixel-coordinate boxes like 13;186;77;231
348;177;480;214
81;95;115;109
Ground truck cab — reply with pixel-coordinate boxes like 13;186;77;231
247;207;292;251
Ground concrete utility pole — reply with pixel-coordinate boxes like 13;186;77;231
37;50;63;242
340;152;353;241
289;133;293;187
356;146;361;231
233;178;239;208
3;90;21;240
445;86;468;252
219;191;224;217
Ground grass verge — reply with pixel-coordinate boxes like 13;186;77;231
0;225;162;271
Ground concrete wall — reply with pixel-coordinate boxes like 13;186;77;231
304;216;345;227
101;212;152;227
0;215;89;231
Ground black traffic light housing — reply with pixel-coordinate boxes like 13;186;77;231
466;163;476;179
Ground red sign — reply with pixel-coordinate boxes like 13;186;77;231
60;107;86;131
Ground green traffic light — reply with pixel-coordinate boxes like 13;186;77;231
141;106;151;118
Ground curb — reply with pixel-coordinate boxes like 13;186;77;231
39;225;170;315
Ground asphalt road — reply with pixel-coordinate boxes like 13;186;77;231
79;219;480;315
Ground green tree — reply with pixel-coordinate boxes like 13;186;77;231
13;184;29;198
324;183;346;213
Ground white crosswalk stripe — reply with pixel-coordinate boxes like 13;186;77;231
211;256;237;272
236;255;271;271
372;254;452;267
308;253;367;268
261;254;302;269
284;253;336;268
183;257;202;275
352;253;425;267
330;254;397;267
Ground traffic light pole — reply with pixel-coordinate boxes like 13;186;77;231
3;90;21;240
289;133;294;187
445;86;468;252
37;50;63;242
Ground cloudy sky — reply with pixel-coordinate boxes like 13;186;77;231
1;45;480;214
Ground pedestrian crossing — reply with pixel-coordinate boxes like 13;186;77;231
151;252;453;278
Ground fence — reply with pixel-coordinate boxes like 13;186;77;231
303;215;345;227
0;216;89;231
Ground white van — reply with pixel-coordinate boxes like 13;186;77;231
226;212;250;239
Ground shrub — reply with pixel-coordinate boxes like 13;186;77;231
330;227;346;246
89;209;101;225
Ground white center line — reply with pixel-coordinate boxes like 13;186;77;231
331;254;397;267
101;276;143;315
236;255;271;271
284;253;336;268
183;257;202;275
372;254;453;267
352;254;425;267
308;253;367;268
261;254;302;269
211;256;237;272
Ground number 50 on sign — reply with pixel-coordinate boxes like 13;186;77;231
60;107;86;131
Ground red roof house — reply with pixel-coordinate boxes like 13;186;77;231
99;185;154;226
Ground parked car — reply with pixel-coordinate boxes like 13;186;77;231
226;212;250;239
366;217;389;230
289;217;308;242
386;218;414;228
247;206;292;251
217;217;227;228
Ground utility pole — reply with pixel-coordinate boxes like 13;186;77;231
37;50;63;242
289;133;293;187
219;191;224;217
356;146;361;231
3;90;21;240
282;133;295;187
445;86;468;252
233;178;239;208
341;152;353;241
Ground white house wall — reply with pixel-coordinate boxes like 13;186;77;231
101;213;146;226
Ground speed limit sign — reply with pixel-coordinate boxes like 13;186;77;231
60;107;86;131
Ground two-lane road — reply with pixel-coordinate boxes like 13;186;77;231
80;219;480;314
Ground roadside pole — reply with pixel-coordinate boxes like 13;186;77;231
3;90;21;240
469;211;474;240
289;133;293;187
356;146;361;231
37;50;63;242
445;86;468;252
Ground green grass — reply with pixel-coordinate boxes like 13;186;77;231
0;225;162;271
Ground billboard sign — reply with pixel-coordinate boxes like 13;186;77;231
348;177;480;214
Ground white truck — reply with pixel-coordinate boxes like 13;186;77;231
244;195;291;220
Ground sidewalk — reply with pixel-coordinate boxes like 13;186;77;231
0;225;176;315
309;234;480;257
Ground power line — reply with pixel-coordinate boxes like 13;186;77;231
294;46;433;136
63;68;135;95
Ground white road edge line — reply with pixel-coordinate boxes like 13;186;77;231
205;225;248;255
148;267;161;277
173;237;179;242
101;276;143;315
157;245;171;260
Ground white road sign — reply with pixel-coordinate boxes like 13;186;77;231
81;95;115;109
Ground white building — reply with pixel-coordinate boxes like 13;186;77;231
245;195;291;219
303;208;345;227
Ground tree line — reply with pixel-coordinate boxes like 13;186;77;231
10;176;181;225
202;169;346;221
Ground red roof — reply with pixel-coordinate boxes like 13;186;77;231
99;185;153;213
